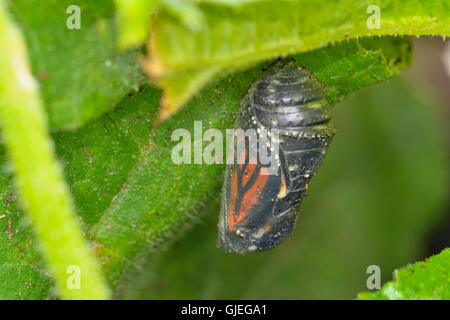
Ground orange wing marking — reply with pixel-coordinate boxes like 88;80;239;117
227;156;270;231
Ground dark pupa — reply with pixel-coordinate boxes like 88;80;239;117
217;57;335;254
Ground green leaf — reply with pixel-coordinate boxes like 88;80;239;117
144;0;450;119
81;39;411;286
0;0;109;299
10;0;271;129
1;0;447;301
358;249;450;300
116;79;449;299
0;36;412;297
10;0;146;130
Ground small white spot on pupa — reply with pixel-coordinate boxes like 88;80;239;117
252;228;266;239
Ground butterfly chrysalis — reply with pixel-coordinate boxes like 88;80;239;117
218;57;335;254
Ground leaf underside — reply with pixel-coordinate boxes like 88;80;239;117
143;0;450;119
1;0;449;300
0;34;412;298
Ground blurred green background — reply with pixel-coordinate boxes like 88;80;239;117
118;38;450;299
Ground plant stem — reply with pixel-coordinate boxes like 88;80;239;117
0;0;110;300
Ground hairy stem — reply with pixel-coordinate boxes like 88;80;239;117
0;0;109;300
